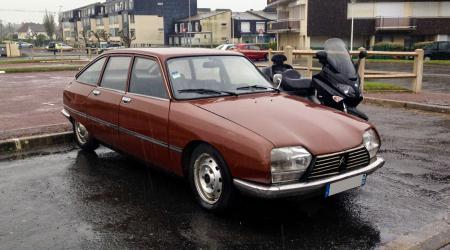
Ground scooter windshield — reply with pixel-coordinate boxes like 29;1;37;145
324;38;356;76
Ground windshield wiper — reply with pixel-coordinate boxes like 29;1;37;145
236;85;281;93
178;88;238;96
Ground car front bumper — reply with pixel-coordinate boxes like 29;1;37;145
233;156;385;199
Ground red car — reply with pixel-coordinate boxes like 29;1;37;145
62;48;384;212
233;43;269;61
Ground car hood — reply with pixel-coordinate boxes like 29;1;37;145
192;93;371;156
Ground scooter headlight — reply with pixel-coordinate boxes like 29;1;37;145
337;84;355;97
363;129;380;159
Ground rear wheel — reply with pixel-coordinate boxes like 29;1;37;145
73;121;99;151
188;144;236;212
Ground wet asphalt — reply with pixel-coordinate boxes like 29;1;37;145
0;104;449;249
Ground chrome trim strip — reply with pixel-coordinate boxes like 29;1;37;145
61;109;71;119
316;145;366;158
119;127;168;148
233;157;385;199
63;105;182;153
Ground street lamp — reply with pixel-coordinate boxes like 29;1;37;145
350;0;356;51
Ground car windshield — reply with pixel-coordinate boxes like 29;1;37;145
324;38;356;76
167;56;274;99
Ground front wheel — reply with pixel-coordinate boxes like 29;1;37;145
73;121;99;151
188;144;236;212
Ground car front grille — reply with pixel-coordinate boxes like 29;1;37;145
306;146;370;180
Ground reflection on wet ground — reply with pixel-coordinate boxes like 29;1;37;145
0;104;449;249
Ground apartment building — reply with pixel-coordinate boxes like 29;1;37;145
61;0;197;47
267;0;450;50
171;9;275;46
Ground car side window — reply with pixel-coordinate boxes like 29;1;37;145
77;58;106;85
439;42;448;50
101;56;131;91
129;57;168;99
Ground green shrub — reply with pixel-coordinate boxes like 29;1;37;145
413;41;434;49
373;42;404;51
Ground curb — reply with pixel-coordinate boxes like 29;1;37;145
381;216;450;250
0;132;74;157
364;97;450;114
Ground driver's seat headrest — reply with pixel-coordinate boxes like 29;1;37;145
271;54;287;65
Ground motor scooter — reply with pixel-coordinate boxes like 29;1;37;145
261;38;368;120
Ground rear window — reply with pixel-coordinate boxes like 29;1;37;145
100;57;132;91
77;58;106;85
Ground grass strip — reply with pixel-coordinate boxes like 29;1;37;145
364;81;411;92
0;66;80;73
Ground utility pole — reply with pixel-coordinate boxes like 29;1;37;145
350;0;355;51
188;0;191;47
0;19;3;41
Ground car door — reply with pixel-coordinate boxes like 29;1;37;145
85;55;132;148
118;56;171;169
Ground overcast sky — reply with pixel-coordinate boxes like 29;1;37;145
0;0;267;24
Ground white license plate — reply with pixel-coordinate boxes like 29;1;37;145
325;174;367;197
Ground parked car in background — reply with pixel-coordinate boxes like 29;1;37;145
46;42;73;52
62;48;384;212
0;44;6;57
215;44;236;51
423;41;450;60
233;43;269;61
16;41;34;49
98;42;125;54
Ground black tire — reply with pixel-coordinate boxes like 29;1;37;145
188;143;236;213
73;120;99;152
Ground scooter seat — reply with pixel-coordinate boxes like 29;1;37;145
281;70;312;91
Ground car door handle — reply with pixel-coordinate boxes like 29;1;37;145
122;96;132;104
92;90;101;96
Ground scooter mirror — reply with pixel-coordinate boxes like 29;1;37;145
273;74;283;89
358;50;368;59
316;51;328;65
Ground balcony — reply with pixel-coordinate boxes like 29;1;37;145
375;17;416;31
267;0;292;7
267;19;301;33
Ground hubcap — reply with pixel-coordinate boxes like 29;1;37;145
193;153;223;204
75;121;89;145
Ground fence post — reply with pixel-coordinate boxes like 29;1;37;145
285;46;293;65
412;49;424;93
268;48;273;65
358;47;366;92
306;51;313;78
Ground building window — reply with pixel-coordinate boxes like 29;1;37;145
188;23;192;32
130;14;135;24
174;24;178;33
96;18;103;26
256;22;265;33
195;22;199;32
129;0;134;10
180;23;185;32
110;28;120;36
241;22;250;33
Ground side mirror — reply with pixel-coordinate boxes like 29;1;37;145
358;50;368;59
273;74;283;89
316;51;328;65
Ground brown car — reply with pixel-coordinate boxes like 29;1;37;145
62;48;384;212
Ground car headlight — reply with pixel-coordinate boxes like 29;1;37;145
271;147;312;184
363;129;380;159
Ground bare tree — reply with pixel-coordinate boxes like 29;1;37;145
43;11;56;40
98;30;111;44
118;30;135;48
79;30;89;49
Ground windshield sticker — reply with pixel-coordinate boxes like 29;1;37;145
172;72;181;79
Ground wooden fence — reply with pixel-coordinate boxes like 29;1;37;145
259;47;425;93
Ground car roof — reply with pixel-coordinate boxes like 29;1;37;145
105;47;243;60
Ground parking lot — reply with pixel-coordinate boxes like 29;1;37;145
0;104;449;249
